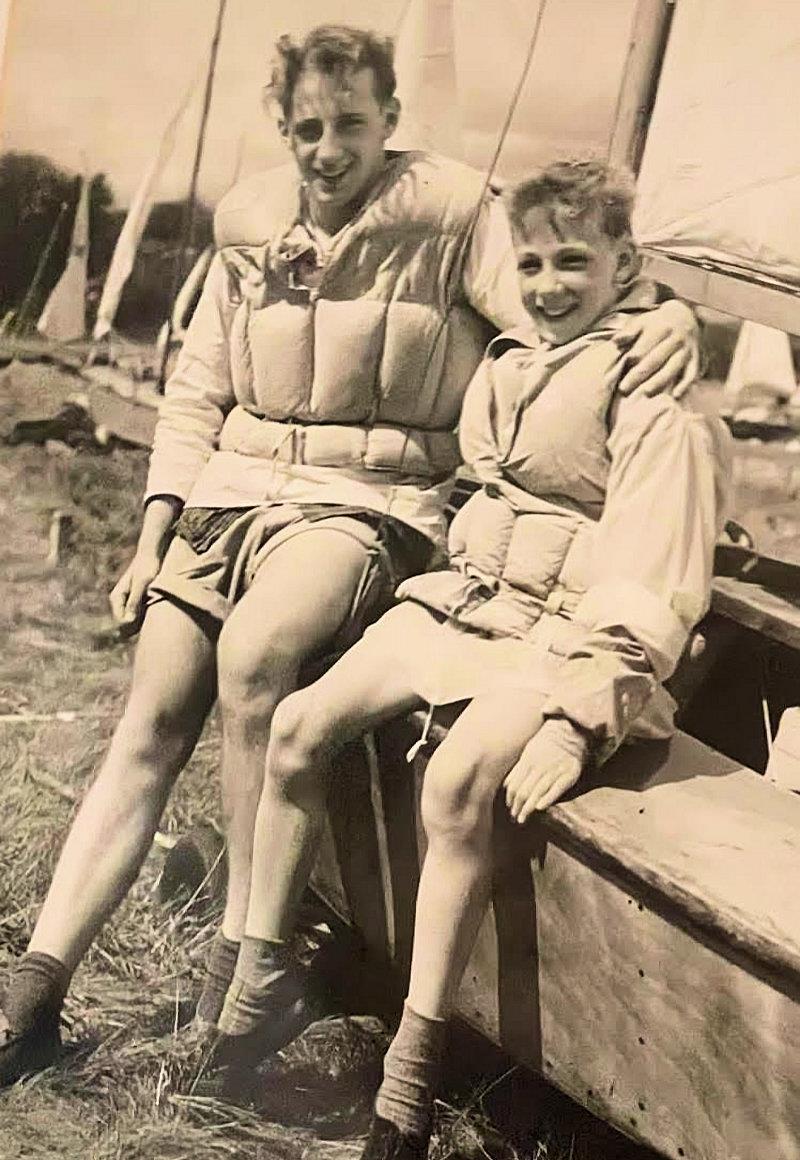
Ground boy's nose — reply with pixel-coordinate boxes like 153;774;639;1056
533;269;563;299
316;127;345;165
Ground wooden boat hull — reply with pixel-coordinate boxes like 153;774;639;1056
313;719;800;1160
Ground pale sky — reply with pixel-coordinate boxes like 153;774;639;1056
0;0;638;209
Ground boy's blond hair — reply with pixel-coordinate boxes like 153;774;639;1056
504;159;636;241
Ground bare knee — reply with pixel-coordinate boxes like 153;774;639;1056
106;695;202;793
266;690;338;802
217;623;297;731
421;750;497;849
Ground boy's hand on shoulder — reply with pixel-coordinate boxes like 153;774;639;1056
616;299;699;399
503;717;589;823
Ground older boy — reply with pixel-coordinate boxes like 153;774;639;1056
217;160;729;1159
1;25;695;1087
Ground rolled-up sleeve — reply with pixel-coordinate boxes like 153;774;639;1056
144;253;237;503
542;392;732;755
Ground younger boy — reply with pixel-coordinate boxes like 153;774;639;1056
215;159;730;1159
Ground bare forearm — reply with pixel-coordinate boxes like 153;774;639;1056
136;495;183;559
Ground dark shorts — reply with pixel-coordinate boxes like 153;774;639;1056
148;503;432;651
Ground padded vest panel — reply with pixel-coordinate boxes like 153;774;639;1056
215;153;494;442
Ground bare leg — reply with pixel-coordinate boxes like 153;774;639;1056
244;612;425;943
28;601;217;972
214;524;404;943
369;691;547;1148
407;690;546;1020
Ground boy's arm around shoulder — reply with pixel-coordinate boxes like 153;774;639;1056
616;294;700;398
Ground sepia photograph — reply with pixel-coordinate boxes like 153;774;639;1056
0;2;799;1157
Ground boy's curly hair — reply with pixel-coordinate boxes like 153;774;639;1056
265;25;396;120
504;159;636;240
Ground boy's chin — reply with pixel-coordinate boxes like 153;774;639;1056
536;317;584;346
531;307;606;346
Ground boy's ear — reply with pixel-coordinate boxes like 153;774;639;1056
382;97;401;140
277;117;290;143
614;238;642;286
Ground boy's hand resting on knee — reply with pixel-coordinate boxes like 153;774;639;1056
616;298;699;399
504;717;589;823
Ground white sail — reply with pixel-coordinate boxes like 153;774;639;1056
393;0;462;159
634;0;800;287
725;321;797;405
37;173;90;342
92;81;195;341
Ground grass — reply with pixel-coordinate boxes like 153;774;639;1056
0;362;662;1160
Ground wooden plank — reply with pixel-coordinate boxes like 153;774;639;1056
543;733;800;984
643;250;800;336
313;738;391;965
712;576;800;653
523;846;800;1160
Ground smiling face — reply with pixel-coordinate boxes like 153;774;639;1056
512;204;636;345
283;65;398;232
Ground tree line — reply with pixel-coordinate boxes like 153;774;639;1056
0;151;213;337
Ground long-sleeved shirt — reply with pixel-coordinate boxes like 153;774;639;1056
396;282;730;752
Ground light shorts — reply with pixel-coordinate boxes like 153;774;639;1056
148;502;432;649
361;600;676;740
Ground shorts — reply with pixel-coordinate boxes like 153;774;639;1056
148;502;432;650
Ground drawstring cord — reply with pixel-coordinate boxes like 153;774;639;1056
407;702;436;763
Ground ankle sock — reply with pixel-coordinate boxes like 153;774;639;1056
195;932;240;1027
218;936;306;1038
3;953;70;1034
374;1003;447;1138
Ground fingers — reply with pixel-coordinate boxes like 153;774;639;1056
109;562;151;635
618;339;688;396
517;769;579;823
121;571;150;629
613;317;643;350
503;742;538;806
109;569;133;623
503;754;581;822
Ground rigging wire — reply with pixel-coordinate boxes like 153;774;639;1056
157;0;229;392
11;200;70;344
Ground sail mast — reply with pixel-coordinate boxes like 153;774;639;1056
157;0;228;390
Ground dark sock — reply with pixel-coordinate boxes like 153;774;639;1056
3;953;70;1034
374;1003;447;1138
218;936;306;1038
195;932;240;1027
